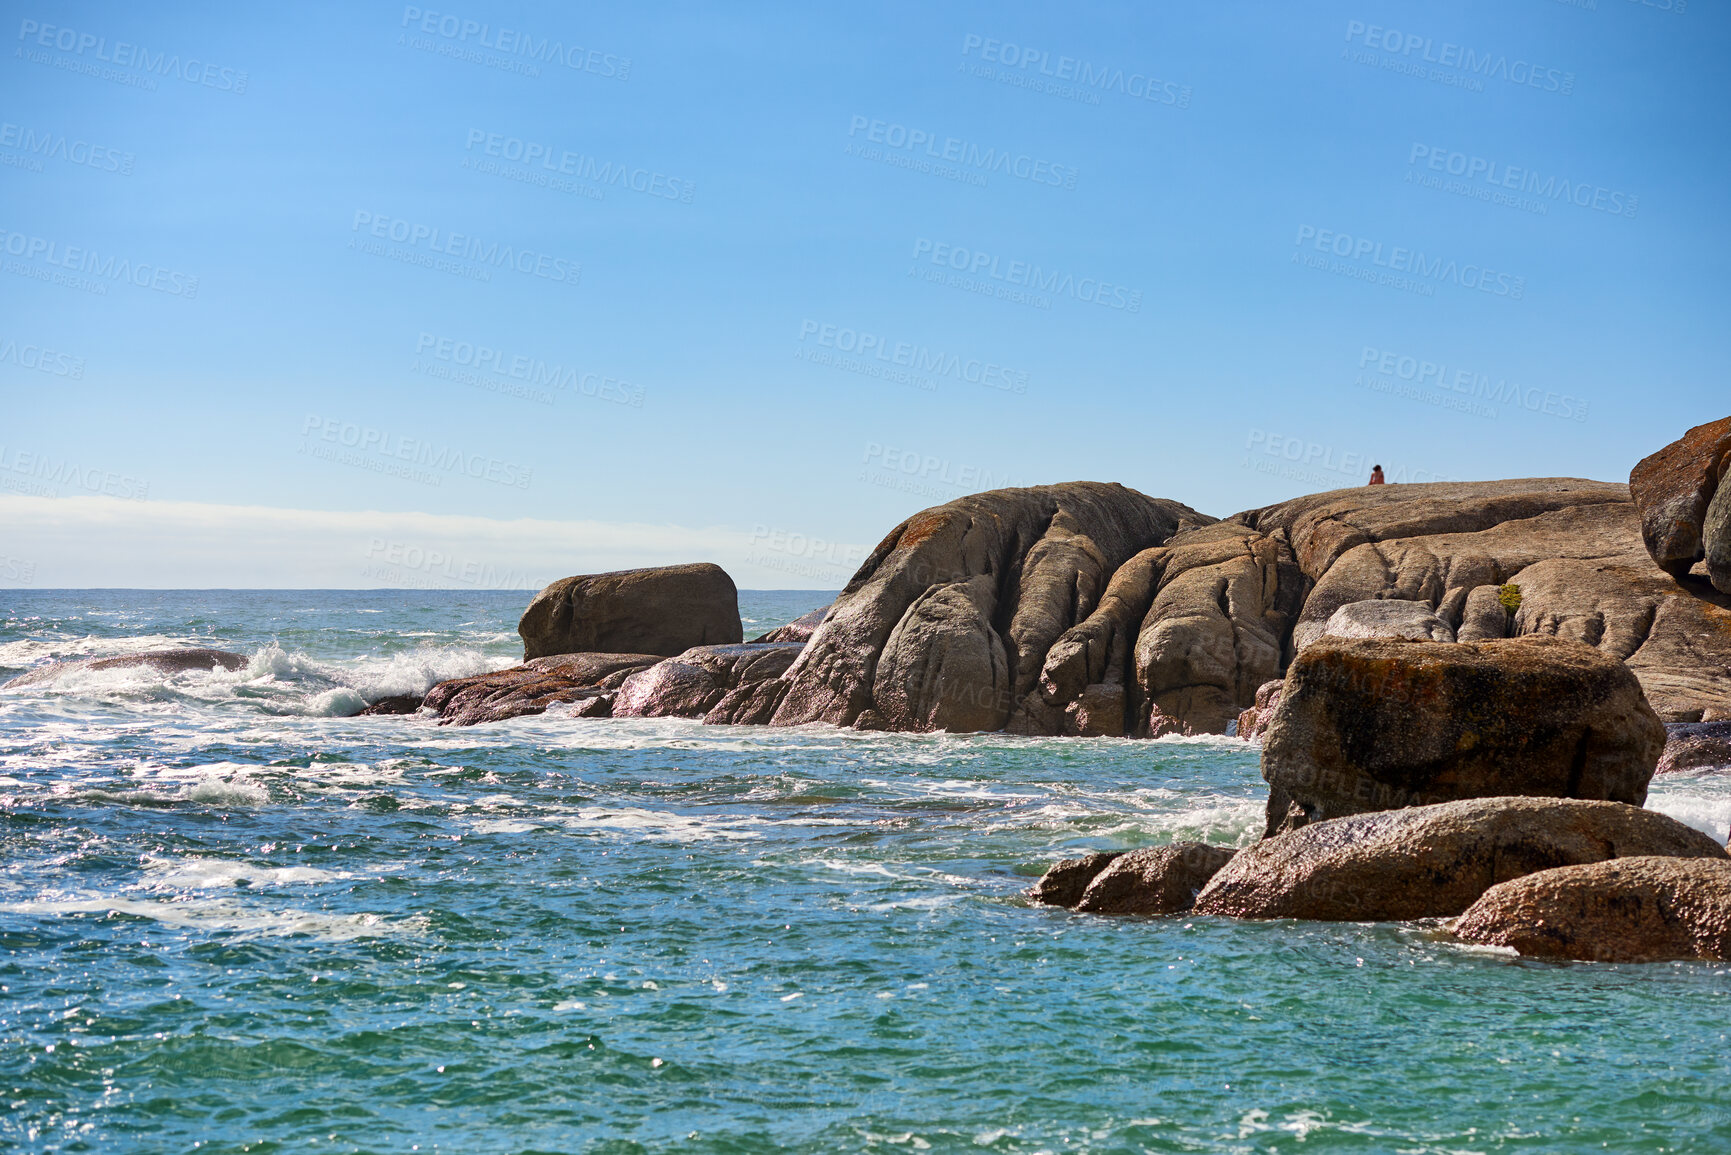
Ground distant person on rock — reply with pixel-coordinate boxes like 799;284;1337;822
1369;464;1386;485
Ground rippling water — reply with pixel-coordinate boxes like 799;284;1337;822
3;590;1730;1152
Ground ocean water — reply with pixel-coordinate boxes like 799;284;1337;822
3;590;1730;1154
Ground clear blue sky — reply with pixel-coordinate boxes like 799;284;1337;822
2;0;1726;588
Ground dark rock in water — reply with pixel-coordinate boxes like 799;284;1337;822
1236;679;1284;741
1026;851;1123;908
1194;797;1725;922
613;643;805;720
424;653;662;726
1074;843;1238;915
1261;635;1666;836
1629;415;1731;590
1453;856;1731;962
751;603;831;644
360;694;423;716
1657;721;1731;774
769;483;1210;733
518;563;742;660
5;647;248;689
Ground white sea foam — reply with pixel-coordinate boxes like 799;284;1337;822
0;895;427;940
139;856;349;890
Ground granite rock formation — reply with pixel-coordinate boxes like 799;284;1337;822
1453;856;1731;962
1193;797;1723;921
1629;416;1731;593
1656;721;1731;774
1259;635;1667;836
1072;843;1238;915
518;563;742;660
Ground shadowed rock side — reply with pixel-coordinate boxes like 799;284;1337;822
1453;856;1731;962
1192;797;1724;922
5;648;249;688
519;562;742;660
1074;843;1238;915
768;483;1212;733
1261;635;1666;836
1629;415;1731;592
1657;722;1731;774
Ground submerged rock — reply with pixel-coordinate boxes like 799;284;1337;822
751;604;831;644
1656;721;1731;774
5;647;248;688
1193;797;1725;922
1629;415;1731;590
1074;843;1238;915
1260;635;1666;836
1453;856;1731;962
518;563;742;660
424;653;663;726
1025;851;1123;908
360;694;423;715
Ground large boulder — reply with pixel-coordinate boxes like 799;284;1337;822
1260;635;1667;836
1629;416;1731;590
1074;843;1238;914
423;653;663;726
1453;856;1731;962
5;648;248;688
1025;851;1122;907
613;643;806;721
1656;721;1731;774
769;483;1210;732
1193;797;1725;921
518;563;742;660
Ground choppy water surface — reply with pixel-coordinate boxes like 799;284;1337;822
2;590;1730;1153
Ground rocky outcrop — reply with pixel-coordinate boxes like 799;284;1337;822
1629;416;1731;591
1073;843;1238;914
518;563;742;660
423;653;663;726
1025;851;1122;908
751;604;831;644
768;483;1210;733
1656;721;1731;774
1453;856;1731;962
1192;797;1726;921
5;648;248;688
613;643;805;721
1260;635;1667;836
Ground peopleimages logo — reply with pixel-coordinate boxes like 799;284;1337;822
0;227;199;297
0;120;133;175
398;7;629;79
1358;345;1589;422
797;320;1029;394
959;34;1191;107
349;211;579;286
911;238;1141;312
845;115;1078;189
1343;20;1574;95
463;129;693;203
1407;144;1637;219
16;19;248;92
1293;225;1525;300
0;336;84;378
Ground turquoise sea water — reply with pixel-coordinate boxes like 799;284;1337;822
3;590;1730;1153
